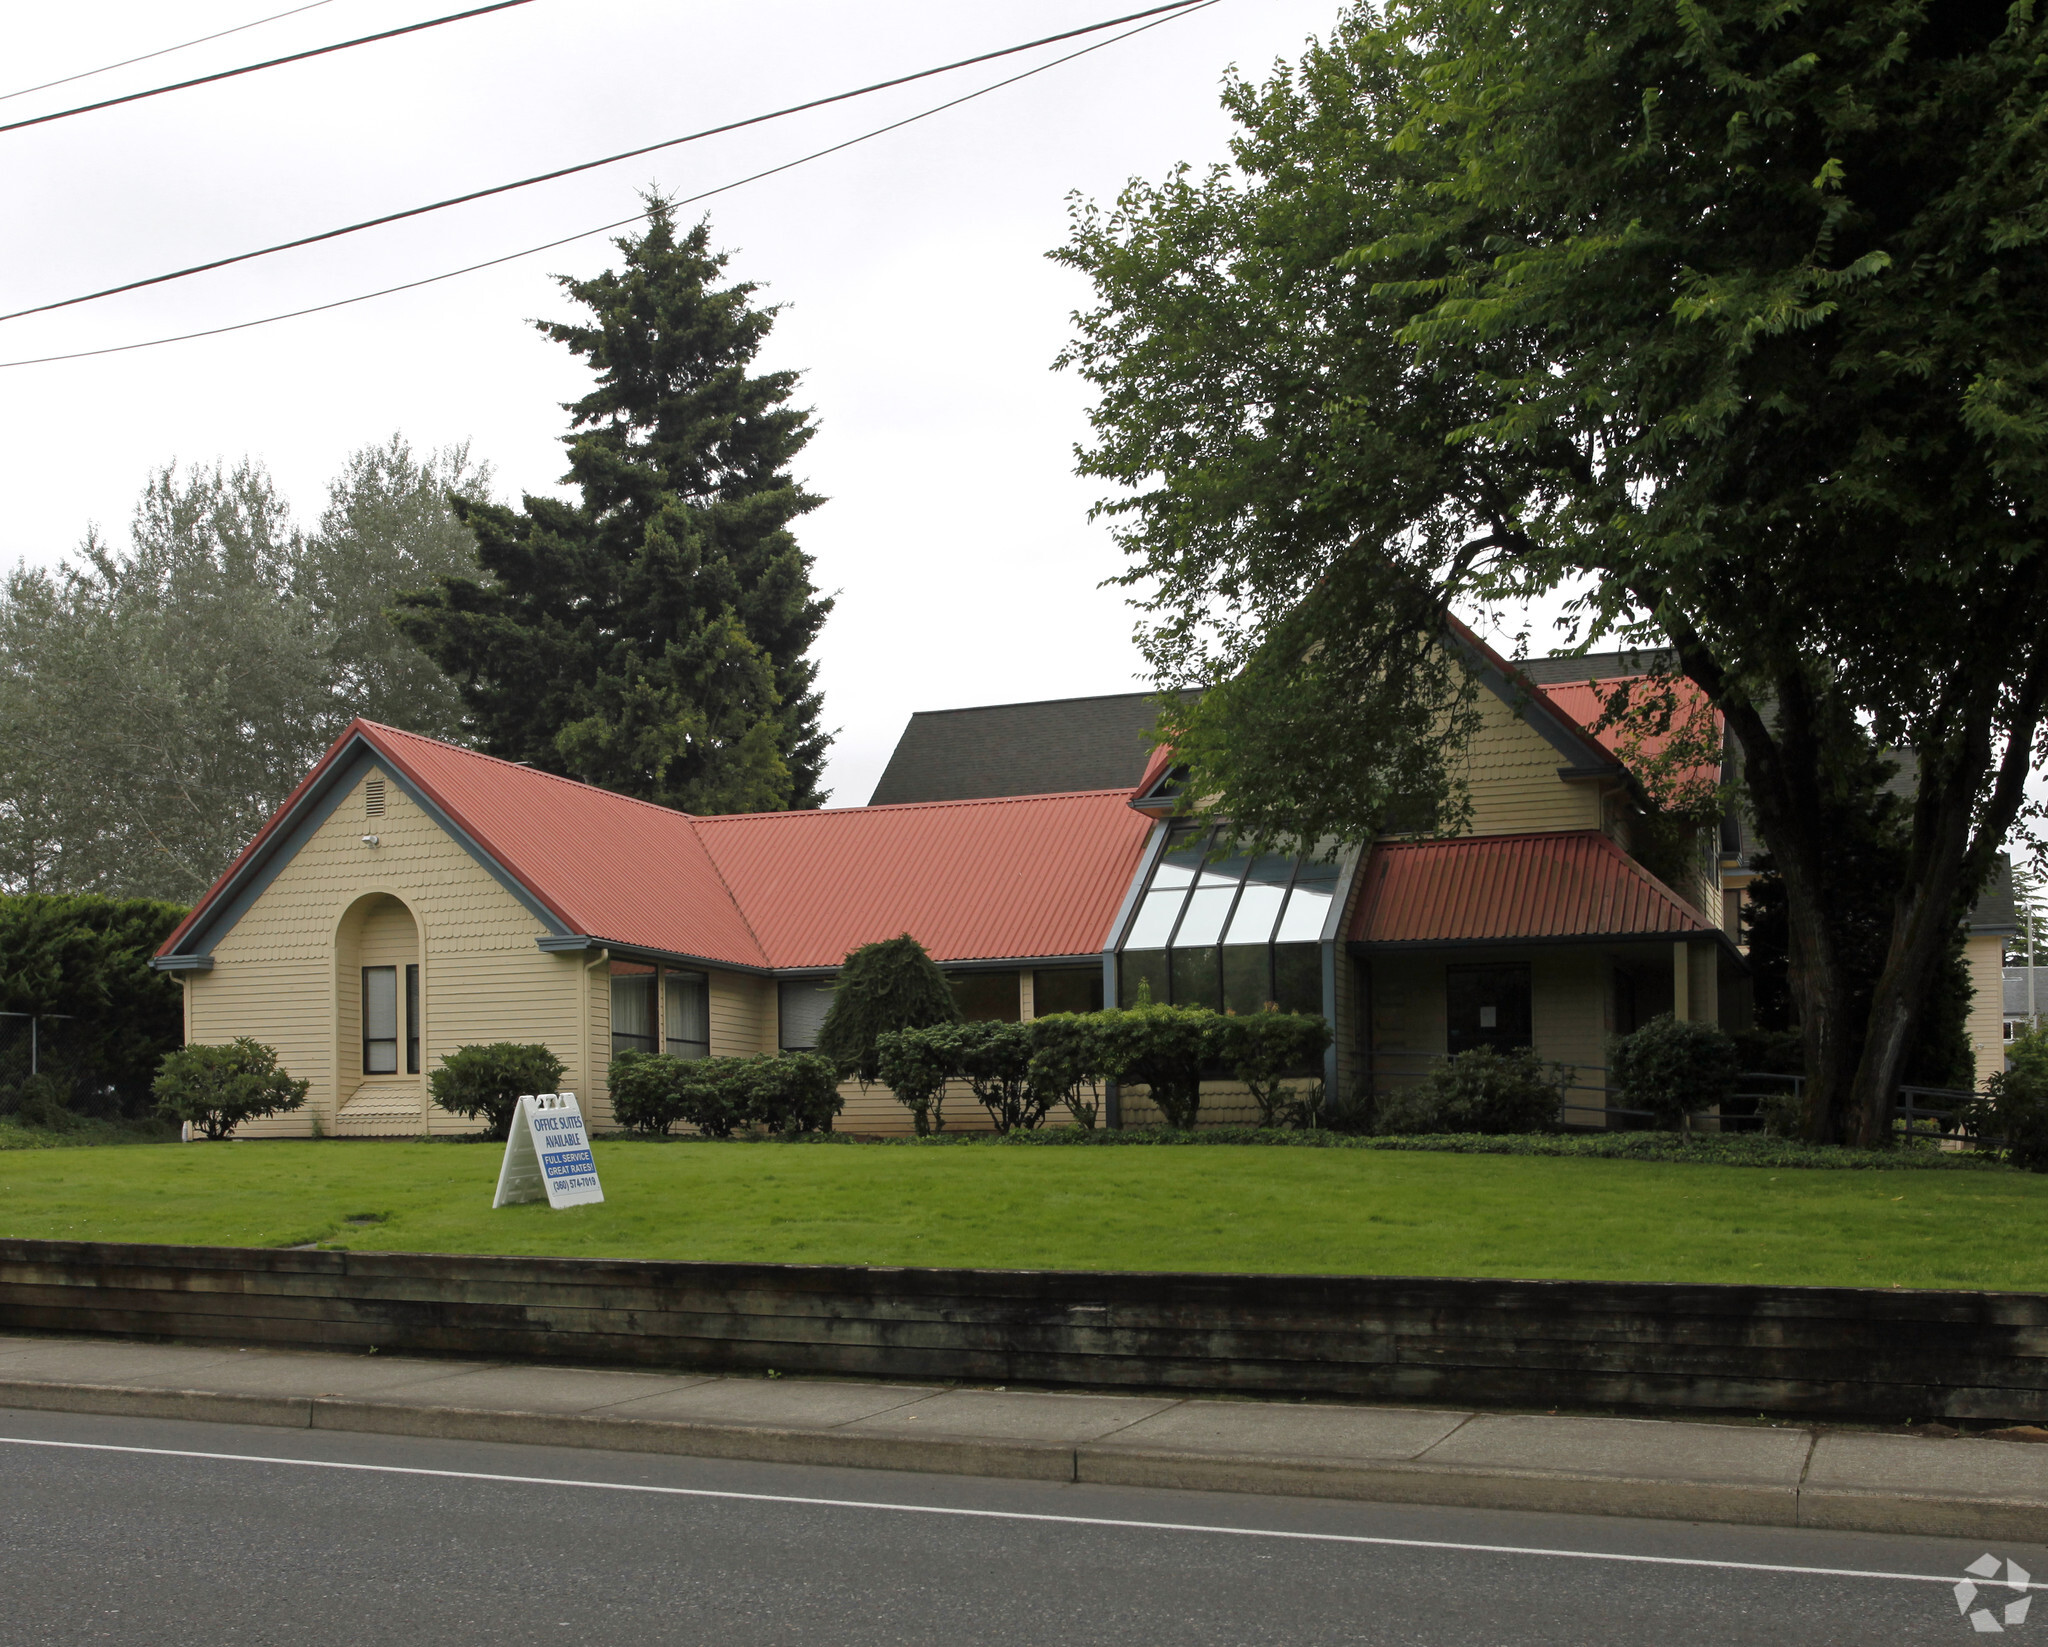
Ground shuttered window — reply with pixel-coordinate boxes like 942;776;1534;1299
778;978;836;1051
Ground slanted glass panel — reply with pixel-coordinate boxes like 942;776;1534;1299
951;970;1021;1022
1274;858;1342;944
1170;945;1222;1011
1032;967;1103;1016
1447;964;1532;1054
665;970;709;1060
1197;845;1250;889
1123;888;1187;951
1123;823;1207;948
1173;885;1237;948
1273;943;1322;1016
1150;823;1209;888
1222;946;1274;1016
362;966;398;1075
1119;949;1168;1008
1222;853;1293;945
610;965;656;1056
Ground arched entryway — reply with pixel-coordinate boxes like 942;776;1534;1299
335;893;424;1133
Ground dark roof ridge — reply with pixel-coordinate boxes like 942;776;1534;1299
898;689;1165;718
702;787;1142;825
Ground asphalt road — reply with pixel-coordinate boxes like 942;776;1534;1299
0;1406;2039;1646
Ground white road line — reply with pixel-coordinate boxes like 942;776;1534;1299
0;1433;2036;1590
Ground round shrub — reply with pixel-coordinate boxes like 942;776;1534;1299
427;1042;564;1140
1608;1015;1740;1129
608;1050;687;1135
1375;1047;1566;1135
153;1039;309;1140
745;1052;842;1136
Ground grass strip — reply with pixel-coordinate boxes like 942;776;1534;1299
2;1138;2044;1288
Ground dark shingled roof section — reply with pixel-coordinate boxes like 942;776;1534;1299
1514;649;1676;685
868;691;1188;806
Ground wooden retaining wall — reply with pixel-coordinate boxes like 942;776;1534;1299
2;1239;2044;1421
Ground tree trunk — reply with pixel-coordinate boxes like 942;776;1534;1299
1707;672;1858;1141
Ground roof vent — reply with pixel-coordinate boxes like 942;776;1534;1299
364;778;386;818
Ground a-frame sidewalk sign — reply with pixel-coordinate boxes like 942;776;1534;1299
491;1092;604;1209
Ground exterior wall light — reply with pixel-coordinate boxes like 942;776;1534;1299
361;834;381;847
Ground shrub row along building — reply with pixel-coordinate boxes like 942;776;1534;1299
152;623;2014;1134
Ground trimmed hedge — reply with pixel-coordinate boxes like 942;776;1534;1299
874;1006;1330;1135
608;1051;842;1138
598;1124;2013;1169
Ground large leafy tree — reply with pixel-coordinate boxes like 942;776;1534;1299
0;444;487;901
396;201;833;812
302;434;492;742
1057;0;2048;1144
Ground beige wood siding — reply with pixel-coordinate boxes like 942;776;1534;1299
1967;932;2006;1090
182;766;584;1138
710;972;776;1057
1457;691;1602;835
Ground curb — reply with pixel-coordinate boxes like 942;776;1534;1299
0;1376;2037;1541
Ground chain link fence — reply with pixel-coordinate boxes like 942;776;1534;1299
0;1012;143;1122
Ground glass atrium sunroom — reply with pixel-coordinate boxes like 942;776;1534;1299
1112;821;1353;1021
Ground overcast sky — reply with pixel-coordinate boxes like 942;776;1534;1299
2;0;1374;806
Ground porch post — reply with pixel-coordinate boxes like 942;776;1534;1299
1672;941;1691;1022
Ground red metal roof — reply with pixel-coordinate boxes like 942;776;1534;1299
161;720;1153;970
1349;830;1716;946
694;791;1153;968
1539;677;1723;795
370;724;768;968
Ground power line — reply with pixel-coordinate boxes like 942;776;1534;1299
0;0;1222;371
0;0;536;136
0;0;1211;326
0;0;341;105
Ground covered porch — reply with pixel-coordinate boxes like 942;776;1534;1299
1345;830;1746;1126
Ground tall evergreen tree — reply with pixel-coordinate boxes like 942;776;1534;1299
396;201;834;811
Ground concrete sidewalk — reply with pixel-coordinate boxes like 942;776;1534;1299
2;1331;2045;1540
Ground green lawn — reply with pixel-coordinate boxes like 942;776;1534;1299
2;1138;2045;1290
